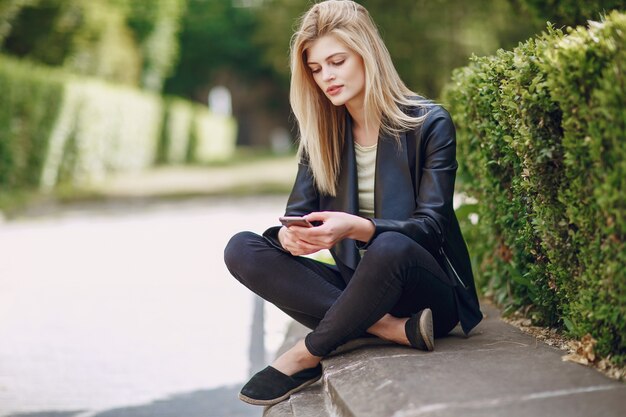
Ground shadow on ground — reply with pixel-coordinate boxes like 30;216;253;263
7;385;261;417
7;413;84;417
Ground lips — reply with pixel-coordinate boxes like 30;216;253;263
326;85;343;96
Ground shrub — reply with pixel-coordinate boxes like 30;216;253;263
193;107;237;164
156;96;238;165
0;54;238;197
541;14;626;363
444;11;626;364
0;57;64;190
39;76;163;189
157;97;194;164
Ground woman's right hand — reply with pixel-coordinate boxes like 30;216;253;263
278;225;321;256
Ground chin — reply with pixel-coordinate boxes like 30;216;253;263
327;95;349;107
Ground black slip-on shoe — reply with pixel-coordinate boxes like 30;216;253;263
405;308;435;351
239;364;323;406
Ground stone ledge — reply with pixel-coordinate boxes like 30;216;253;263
264;304;626;417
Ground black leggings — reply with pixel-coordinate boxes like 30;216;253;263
224;230;458;357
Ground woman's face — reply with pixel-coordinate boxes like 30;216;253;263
306;34;366;109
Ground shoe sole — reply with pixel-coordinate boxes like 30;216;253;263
419;308;435;351
238;373;322;406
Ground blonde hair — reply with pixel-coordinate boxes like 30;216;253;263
290;0;431;196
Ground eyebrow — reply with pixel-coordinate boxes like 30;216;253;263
306;52;348;65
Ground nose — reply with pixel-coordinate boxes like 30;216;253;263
321;66;335;82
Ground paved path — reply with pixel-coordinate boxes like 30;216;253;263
0;195;291;417
92;156;297;199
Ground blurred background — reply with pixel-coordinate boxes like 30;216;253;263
0;0;611;416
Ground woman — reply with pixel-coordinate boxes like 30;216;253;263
224;0;482;406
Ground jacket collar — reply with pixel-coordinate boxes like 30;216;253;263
334;115;359;217
330;114;415;270
336;113;415;220
374;128;415;220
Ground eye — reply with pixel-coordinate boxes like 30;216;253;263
332;60;345;66
309;67;321;74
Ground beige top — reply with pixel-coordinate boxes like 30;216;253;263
354;141;377;218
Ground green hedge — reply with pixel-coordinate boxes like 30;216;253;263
0;54;237;195
0;57;64;190
156;97;237;165
444;11;625;364
40;76;163;189
157;97;193;164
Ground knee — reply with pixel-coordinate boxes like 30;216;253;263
224;231;262;273
366;232;418;264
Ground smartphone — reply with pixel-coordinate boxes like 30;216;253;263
279;216;313;228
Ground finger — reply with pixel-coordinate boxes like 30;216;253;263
294;238;325;253
306;239;335;249
289;222;338;247
289;226;320;240
283;232;319;252
297;235;334;250
287;224;312;231
285;228;319;246
300;224;331;238
295;235;321;248
303;211;330;222
297;226;339;245
282;232;302;250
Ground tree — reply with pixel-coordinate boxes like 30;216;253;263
164;0;292;146
0;0;36;45
253;0;541;98
112;0;187;91
1;0;186;91
515;0;626;26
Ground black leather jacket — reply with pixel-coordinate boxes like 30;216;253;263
264;102;482;335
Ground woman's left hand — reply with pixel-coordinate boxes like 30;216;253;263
289;211;375;250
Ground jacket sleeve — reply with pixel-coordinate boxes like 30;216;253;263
262;156;320;251
366;106;457;254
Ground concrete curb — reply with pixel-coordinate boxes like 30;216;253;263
264;303;626;417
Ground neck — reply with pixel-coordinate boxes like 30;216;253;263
346;103;365;126
345;98;366;128
347;101;380;146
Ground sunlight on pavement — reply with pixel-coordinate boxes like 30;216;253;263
0;196;291;415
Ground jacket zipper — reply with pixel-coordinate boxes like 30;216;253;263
440;247;468;289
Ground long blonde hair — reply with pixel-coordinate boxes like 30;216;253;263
290;0;430;196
